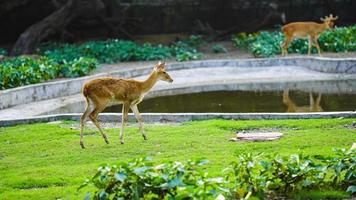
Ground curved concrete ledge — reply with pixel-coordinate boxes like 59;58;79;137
1;112;355;127
1;57;356;110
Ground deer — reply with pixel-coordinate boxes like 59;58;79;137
280;14;338;56
283;89;323;113
79;61;173;148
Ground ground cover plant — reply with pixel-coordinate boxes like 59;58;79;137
232;25;356;57
0;118;355;199
80;148;355;199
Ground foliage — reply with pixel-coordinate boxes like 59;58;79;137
232;25;356;57
212;44;228;54
317;148;356;193
0;56;58;89
0;55;97;89
81;149;355;199
0;48;7;56
39;38;203;63
79;157;222;200
172;41;203;62
232;32;258;49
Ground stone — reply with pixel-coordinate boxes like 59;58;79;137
229;132;283;142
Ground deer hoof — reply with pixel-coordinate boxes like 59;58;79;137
80;141;85;149
120;140;124;144
103;135;109;144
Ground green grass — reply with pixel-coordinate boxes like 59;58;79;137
0;118;355;199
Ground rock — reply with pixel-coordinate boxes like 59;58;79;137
229;132;283;142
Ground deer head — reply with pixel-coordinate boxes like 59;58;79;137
320;14;338;29
154;61;173;83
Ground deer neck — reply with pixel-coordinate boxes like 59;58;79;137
320;22;329;32
141;71;159;93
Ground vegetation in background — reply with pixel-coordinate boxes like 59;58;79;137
0;56;96;90
232;25;356;57
0;36;204;90
0;118;354;199
0;48;7;56
80;148;355;199
212;44;228;53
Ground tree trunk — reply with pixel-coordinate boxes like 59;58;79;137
10;0;105;56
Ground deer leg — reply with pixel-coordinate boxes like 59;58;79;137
308;36;313;55
119;103;130;144
313;36;321;56
89;102;109;144
131;104;147;140
80;97;91;149
281;37;291;56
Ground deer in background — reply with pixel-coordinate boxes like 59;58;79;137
281;14;338;56
79;61;173;148
283;89;323;113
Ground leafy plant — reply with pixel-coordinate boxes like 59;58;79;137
212;44;228;53
172;41;203;62
0;48;7;56
79;157;221;200
81;149;356;199
317;148;356;193
0;56;58;89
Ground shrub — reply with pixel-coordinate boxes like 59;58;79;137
79;157;222;200
212;44;228;53
81;149;356;199
0;56;58;89
0;48;7;56
172;41;203;62
232;32;258;49
39;38;202;63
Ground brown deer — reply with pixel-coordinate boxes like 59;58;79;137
281;14;338;56
283;89;323;113
79;61;173;148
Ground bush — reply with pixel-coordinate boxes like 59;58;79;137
0;48;7;56
172;41;203;62
79;157;222;200
0;55;97;89
80;149;356;199
0;56;58;89
212;44;228;53
232;25;356;57
39;38;202;63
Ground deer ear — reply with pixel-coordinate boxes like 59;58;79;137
320;17;325;22
154;61;165;71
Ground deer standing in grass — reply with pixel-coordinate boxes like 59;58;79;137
281;14;338;56
79;61;173;148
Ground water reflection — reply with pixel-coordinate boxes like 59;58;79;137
283;89;323;112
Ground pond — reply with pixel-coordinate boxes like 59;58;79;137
103;79;356;113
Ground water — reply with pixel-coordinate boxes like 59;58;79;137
104;89;356;113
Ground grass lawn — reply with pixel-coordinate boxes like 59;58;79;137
0;118;355;199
